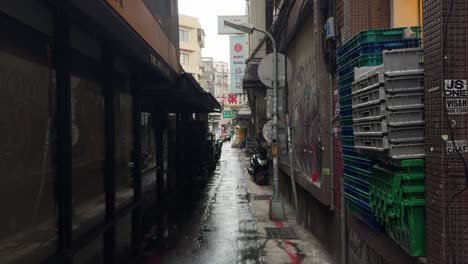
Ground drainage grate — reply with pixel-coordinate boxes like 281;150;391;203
265;227;299;239
253;195;271;201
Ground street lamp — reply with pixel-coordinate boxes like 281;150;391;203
224;20;285;220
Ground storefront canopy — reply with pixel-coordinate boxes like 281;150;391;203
141;72;222;113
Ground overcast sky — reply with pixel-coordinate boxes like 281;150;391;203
178;0;246;64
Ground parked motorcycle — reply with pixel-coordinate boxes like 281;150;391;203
214;139;223;161
247;145;269;185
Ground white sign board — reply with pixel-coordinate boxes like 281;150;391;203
445;79;467;115
447;140;468;154
229;35;246;94
218;16;248;35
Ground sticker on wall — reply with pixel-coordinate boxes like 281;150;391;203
445;79;467;115
446;140;468;154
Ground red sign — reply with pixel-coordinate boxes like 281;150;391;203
234;43;243;53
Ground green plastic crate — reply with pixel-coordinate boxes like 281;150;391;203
337;53;384;73
386;205;426;256
370;164;425;222
339;27;422;55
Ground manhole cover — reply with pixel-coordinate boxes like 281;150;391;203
253;195;271;201
265;227;298;239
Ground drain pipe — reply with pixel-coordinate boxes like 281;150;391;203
341;173;347;264
329;74;335;211
328;73;347;263
286;114;300;224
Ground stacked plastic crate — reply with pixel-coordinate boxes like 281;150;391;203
352;48;426;256
370;160;426;256
336;27;421;230
352;49;425;157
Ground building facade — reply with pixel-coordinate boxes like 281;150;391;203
213;61;229;98
0;1;222;263
202;57;215;94
244;0;468;263
179;14;206;87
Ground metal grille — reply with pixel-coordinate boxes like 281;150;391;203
253;195;271;201
265;227;298;239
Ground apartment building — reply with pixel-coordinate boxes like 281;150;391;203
179;14;206;87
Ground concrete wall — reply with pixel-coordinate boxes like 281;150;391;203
278;169;343;264
281;7;332;205
247;0;267;58
391;0;422;27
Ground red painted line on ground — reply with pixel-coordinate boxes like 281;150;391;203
274;220;284;228
262;192;302;264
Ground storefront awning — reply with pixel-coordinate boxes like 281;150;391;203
141;72;221;113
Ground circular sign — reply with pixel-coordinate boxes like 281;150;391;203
234;43;243;53
258;53;293;88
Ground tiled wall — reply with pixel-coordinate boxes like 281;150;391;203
424;0;468;263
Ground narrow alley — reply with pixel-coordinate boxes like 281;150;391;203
144;145;335;264
2;1;468;264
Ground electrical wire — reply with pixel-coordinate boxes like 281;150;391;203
440;0;468;263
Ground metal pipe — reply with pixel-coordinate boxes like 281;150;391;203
341;170;347;264
330;74;335;211
254;28;285;220
286;114;300;224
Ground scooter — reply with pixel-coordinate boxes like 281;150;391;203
247;145;269;185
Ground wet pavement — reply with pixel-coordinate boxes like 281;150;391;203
145;144;261;264
143;144;336;264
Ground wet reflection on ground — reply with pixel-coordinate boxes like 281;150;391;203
144;145;261;264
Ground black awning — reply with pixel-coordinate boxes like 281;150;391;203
141;72;221;113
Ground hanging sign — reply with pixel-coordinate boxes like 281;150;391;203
223;110;235;119
229;36;246;94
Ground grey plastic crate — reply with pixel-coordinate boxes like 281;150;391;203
387;125;424;142
352;87;385;109
352;72;385;95
354;136;389;152
353;120;388;136
354;65;384;83
353;104;386;122
386;92;424;110
388;142;425;159
383;48;424;76
384;74;424;93
386;108;424;126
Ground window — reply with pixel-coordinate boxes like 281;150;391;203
180;53;189;65
179;29;189;42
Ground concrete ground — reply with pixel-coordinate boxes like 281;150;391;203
144;144;335;264
238;149;335;264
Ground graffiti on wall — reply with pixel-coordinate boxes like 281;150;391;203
348;229;369;264
291;56;323;182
